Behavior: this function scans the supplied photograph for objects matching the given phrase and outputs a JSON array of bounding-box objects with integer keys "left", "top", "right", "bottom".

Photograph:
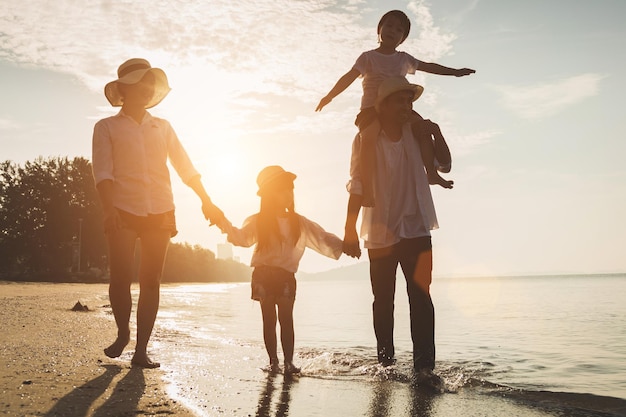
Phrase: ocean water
[{"left": 142, "top": 274, "right": 626, "bottom": 416}]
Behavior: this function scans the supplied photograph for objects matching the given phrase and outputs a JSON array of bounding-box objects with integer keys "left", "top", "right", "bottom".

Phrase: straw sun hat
[
  {"left": 104, "top": 58, "right": 171, "bottom": 109},
  {"left": 375, "top": 76, "right": 424, "bottom": 111},
  {"left": 256, "top": 166, "right": 297, "bottom": 196}
]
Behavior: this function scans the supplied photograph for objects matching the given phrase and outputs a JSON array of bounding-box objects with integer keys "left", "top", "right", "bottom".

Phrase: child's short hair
[{"left": 377, "top": 10, "right": 411, "bottom": 43}]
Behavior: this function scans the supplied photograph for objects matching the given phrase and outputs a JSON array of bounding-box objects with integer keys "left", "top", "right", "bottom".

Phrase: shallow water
[{"left": 135, "top": 274, "right": 626, "bottom": 415}]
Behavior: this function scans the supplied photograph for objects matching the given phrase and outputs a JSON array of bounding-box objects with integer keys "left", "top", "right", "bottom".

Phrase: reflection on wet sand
[
  {"left": 367, "top": 379, "right": 436, "bottom": 417},
  {"left": 255, "top": 373, "right": 296, "bottom": 417}
]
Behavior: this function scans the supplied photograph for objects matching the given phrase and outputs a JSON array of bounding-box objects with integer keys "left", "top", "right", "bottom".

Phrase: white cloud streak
[
  {"left": 0, "top": 0, "right": 459, "bottom": 96},
  {"left": 0, "top": 117, "right": 20, "bottom": 130},
  {"left": 494, "top": 73, "right": 605, "bottom": 120}
]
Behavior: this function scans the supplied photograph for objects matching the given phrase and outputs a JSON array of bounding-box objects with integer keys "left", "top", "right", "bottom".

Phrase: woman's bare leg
[
  {"left": 131, "top": 229, "right": 170, "bottom": 368},
  {"left": 104, "top": 228, "right": 137, "bottom": 358}
]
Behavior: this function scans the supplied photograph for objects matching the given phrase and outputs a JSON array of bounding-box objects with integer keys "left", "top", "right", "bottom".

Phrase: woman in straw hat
[
  {"left": 92, "top": 58, "right": 224, "bottom": 368},
  {"left": 215, "top": 165, "right": 343, "bottom": 374}
]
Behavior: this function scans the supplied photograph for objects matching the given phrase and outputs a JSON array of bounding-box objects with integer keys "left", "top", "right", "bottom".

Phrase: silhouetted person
[
  {"left": 92, "top": 58, "right": 224, "bottom": 368},
  {"left": 215, "top": 166, "right": 342, "bottom": 374},
  {"left": 343, "top": 77, "right": 451, "bottom": 391},
  {"left": 317, "top": 10, "right": 474, "bottom": 205}
]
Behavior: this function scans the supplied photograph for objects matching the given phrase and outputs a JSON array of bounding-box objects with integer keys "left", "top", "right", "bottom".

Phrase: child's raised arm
[
  {"left": 316, "top": 68, "right": 361, "bottom": 112},
  {"left": 418, "top": 62, "right": 475, "bottom": 77}
]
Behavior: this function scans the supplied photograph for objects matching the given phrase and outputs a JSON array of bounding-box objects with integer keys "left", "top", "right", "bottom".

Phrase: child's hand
[
  {"left": 342, "top": 228, "right": 361, "bottom": 259},
  {"left": 456, "top": 68, "right": 476, "bottom": 77},
  {"left": 202, "top": 202, "right": 225, "bottom": 226},
  {"left": 315, "top": 96, "right": 332, "bottom": 112}
]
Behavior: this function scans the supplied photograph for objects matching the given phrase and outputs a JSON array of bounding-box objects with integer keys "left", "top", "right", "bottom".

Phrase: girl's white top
[{"left": 217, "top": 215, "right": 342, "bottom": 273}]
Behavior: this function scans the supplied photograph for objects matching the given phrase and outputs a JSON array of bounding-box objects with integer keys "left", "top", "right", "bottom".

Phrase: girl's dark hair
[
  {"left": 256, "top": 183, "right": 301, "bottom": 253},
  {"left": 377, "top": 10, "right": 411, "bottom": 43}
]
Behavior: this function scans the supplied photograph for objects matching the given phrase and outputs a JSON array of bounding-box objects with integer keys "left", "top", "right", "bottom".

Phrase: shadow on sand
[
  {"left": 43, "top": 364, "right": 146, "bottom": 417},
  {"left": 255, "top": 372, "right": 296, "bottom": 417},
  {"left": 367, "top": 380, "right": 436, "bottom": 417}
]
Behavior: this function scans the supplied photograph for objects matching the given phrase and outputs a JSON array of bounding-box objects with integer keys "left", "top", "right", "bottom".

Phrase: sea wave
[{"left": 294, "top": 347, "right": 626, "bottom": 417}]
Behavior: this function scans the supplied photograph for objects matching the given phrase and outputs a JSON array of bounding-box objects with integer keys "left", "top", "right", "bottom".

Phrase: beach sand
[
  {"left": 0, "top": 281, "right": 195, "bottom": 417},
  {"left": 2, "top": 281, "right": 622, "bottom": 417}
]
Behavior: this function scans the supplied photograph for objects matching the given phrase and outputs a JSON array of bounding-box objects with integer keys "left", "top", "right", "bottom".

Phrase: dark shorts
[
  {"left": 117, "top": 209, "right": 178, "bottom": 238},
  {"left": 251, "top": 266, "right": 296, "bottom": 303},
  {"left": 355, "top": 107, "right": 423, "bottom": 130}
]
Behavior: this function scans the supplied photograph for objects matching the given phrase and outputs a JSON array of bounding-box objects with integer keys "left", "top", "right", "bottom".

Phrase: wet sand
[
  {"left": 0, "top": 281, "right": 195, "bottom": 417},
  {"left": 2, "top": 281, "right": 622, "bottom": 417}
]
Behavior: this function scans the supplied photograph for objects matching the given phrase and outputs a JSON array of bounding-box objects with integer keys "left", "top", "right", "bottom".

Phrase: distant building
[{"left": 217, "top": 242, "right": 233, "bottom": 260}]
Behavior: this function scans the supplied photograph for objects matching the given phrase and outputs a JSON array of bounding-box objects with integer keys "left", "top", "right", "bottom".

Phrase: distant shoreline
[{"left": 2, "top": 269, "right": 624, "bottom": 285}]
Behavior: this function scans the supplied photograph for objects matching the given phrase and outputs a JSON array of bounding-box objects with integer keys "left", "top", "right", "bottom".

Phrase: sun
[{"left": 215, "top": 151, "right": 240, "bottom": 178}]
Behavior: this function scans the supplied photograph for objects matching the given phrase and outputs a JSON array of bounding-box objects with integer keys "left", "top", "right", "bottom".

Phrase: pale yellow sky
[{"left": 1, "top": 0, "right": 625, "bottom": 275}]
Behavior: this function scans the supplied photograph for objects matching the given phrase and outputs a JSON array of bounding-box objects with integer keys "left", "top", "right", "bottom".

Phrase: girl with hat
[
  {"left": 92, "top": 58, "right": 224, "bottom": 368},
  {"left": 215, "top": 166, "right": 343, "bottom": 374}
]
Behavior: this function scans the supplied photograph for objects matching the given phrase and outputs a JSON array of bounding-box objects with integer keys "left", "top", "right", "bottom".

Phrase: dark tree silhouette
[{"left": 0, "top": 157, "right": 250, "bottom": 283}]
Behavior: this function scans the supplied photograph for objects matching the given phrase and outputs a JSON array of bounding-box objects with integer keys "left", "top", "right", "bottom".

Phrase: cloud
[
  {"left": 452, "top": 129, "right": 500, "bottom": 156},
  {"left": 494, "top": 73, "right": 605, "bottom": 120},
  {"left": 0, "top": 1, "right": 459, "bottom": 95},
  {"left": 0, "top": 117, "right": 20, "bottom": 130},
  {"left": 0, "top": 0, "right": 464, "bottom": 143},
  {"left": 407, "top": 0, "right": 457, "bottom": 61}
]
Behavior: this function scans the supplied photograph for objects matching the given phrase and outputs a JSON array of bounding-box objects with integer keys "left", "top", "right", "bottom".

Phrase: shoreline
[
  {"left": 0, "top": 281, "right": 196, "bottom": 417},
  {"left": 3, "top": 281, "right": 625, "bottom": 417}
]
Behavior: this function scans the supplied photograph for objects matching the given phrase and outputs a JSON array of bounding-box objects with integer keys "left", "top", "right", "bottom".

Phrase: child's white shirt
[
  {"left": 353, "top": 50, "right": 422, "bottom": 110},
  {"left": 217, "top": 215, "right": 342, "bottom": 273}
]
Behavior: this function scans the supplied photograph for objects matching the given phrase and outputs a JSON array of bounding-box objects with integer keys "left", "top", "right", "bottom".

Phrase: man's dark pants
[{"left": 368, "top": 236, "right": 435, "bottom": 370}]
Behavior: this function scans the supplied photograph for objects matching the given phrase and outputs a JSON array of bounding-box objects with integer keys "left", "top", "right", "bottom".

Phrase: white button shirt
[
  {"left": 347, "top": 123, "right": 442, "bottom": 249},
  {"left": 92, "top": 111, "right": 200, "bottom": 216}
]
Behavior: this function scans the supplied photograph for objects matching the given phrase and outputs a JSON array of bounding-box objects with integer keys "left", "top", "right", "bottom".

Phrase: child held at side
[
  {"left": 316, "top": 10, "right": 475, "bottom": 206},
  {"left": 214, "top": 166, "right": 343, "bottom": 374}
]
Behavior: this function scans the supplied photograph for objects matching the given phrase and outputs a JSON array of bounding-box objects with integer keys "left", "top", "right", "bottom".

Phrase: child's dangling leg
[
  {"left": 412, "top": 117, "right": 453, "bottom": 189},
  {"left": 359, "top": 118, "right": 381, "bottom": 207}
]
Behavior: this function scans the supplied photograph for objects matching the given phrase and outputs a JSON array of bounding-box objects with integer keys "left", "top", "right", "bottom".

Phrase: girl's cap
[
  {"left": 104, "top": 58, "right": 171, "bottom": 109},
  {"left": 257, "top": 166, "right": 296, "bottom": 196}
]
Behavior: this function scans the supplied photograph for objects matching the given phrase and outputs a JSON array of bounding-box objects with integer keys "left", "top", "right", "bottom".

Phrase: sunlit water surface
[{"left": 137, "top": 274, "right": 625, "bottom": 415}]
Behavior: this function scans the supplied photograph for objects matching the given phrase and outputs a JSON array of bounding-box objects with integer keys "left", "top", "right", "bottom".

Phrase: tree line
[{"left": 0, "top": 156, "right": 251, "bottom": 283}]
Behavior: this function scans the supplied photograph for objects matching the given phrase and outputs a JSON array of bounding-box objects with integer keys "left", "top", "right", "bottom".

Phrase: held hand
[
  {"left": 315, "top": 96, "right": 332, "bottom": 112},
  {"left": 342, "top": 228, "right": 361, "bottom": 259},
  {"left": 456, "top": 68, "right": 476, "bottom": 77},
  {"left": 202, "top": 201, "right": 225, "bottom": 226}
]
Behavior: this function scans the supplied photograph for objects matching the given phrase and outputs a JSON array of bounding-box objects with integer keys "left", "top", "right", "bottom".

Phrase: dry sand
[{"left": 0, "top": 281, "right": 195, "bottom": 417}]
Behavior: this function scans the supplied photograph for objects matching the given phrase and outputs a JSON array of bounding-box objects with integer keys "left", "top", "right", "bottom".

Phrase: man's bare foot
[
  {"left": 104, "top": 333, "right": 130, "bottom": 358},
  {"left": 428, "top": 172, "right": 454, "bottom": 189},
  {"left": 131, "top": 353, "right": 161, "bottom": 369},
  {"left": 284, "top": 362, "right": 301, "bottom": 375}
]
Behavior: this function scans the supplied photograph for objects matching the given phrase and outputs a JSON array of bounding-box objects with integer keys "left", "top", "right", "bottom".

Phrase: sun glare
[{"left": 215, "top": 151, "right": 240, "bottom": 178}]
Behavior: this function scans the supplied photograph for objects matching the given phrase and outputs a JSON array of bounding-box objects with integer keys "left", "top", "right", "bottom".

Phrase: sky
[{"left": 1, "top": 0, "right": 625, "bottom": 277}]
